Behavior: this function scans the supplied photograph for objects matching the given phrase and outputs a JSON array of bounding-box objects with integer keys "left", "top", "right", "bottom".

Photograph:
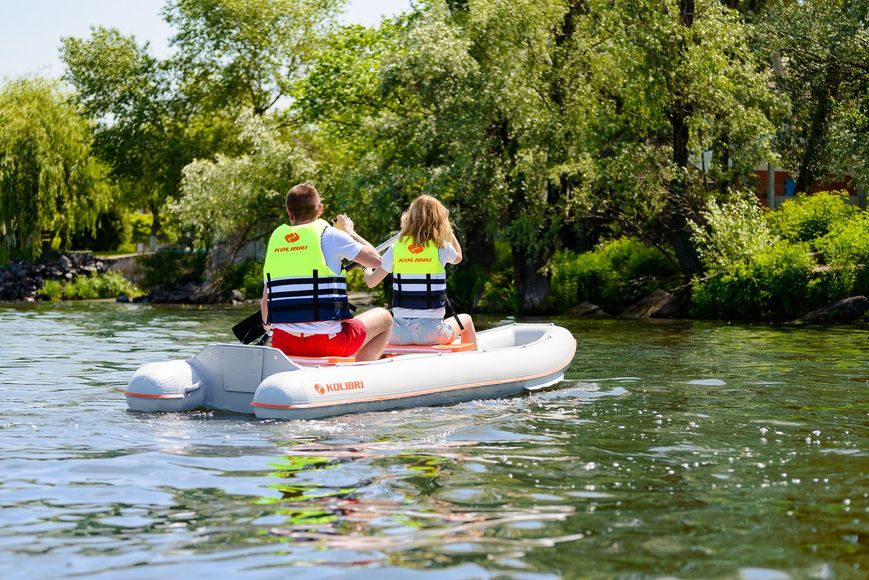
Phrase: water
[{"left": 0, "top": 303, "right": 866, "bottom": 578}]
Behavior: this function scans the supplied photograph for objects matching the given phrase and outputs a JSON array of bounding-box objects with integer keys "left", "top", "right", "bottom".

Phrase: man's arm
[
  {"left": 333, "top": 214, "right": 382, "bottom": 268},
  {"left": 364, "top": 266, "right": 389, "bottom": 287},
  {"left": 260, "top": 286, "right": 269, "bottom": 328}
]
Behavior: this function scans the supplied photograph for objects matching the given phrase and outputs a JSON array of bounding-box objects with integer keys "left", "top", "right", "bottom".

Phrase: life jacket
[
  {"left": 391, "top": 237, "right": 448, "bottom": 310},
  {"left": 263, "top": 219, "right": 351, "bottom": 324}
]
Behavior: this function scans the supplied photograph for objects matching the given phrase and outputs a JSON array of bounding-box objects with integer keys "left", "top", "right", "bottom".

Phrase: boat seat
[
  {"left": 382, "top": 342, "right": 476, "bottom": 355},
  {"left": 286, "top": 355, "right": 357, "bottom": 366}
]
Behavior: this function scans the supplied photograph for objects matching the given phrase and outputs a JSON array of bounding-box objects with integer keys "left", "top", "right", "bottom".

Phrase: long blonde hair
[{"left": 400, "top": 195, "right": 453, "bottom": 248}]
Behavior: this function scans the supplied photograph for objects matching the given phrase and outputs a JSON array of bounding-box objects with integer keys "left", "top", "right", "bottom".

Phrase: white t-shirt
[
  {"left": 272, "top": 226, "right": 363, "bottom": 335},
  {"left": 380, "top": 242, "right": 458, "bottom": 319}
]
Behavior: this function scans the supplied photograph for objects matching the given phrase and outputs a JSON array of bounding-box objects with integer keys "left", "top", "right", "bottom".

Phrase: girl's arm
[
  {"left": 449, "top": 230, "right": 463, "bottom": 264},
  {"left": 364, "top": 266, "right": 389, "bottom": 288}
]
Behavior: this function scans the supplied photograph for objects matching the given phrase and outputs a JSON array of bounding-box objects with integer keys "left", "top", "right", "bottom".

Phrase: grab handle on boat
[{"left": 183, "top": 382, "right": 202, "bottom": 395}]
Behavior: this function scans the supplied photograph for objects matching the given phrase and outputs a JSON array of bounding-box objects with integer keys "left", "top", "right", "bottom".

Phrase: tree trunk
[
  {"left": 666, "top": 0, "right": 704, "bottom": 277},
  {"left": 148, "top": 202, "right": 161, "bottom": 253},
  {"left": 512, "top": 245, "right": 551, "bottom": 314},
  {"left": 795, "top": 72, "right": 840, "bottom": 194}
]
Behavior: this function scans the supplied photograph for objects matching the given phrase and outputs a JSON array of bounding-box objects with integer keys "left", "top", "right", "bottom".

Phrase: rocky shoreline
[
  {"left": 2, "top": 256, "right": 865, "bottom": 324},
  {"left": 0, "top": 253, "right": 108, "bottom": 302}
]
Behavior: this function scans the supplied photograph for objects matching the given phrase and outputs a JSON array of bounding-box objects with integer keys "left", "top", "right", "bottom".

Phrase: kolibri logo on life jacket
[
  {"left": 275, "top": 231, "right": 307, "bottom": 253},
  {"left": 399, "top": 242, "right": 432, "bottom": 263},
  {"left": 313, "top": 380, "right": 365, "bottom": 395}
]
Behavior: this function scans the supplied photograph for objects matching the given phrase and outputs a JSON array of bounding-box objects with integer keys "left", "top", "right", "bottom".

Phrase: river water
[{"left": 0, "top": 303, "right": 866, "bottom": 579}]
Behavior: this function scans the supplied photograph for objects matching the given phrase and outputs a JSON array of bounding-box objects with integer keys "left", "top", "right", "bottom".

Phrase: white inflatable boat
[{"left": 124, "top": 323, "right": 576, "bottom": 420}]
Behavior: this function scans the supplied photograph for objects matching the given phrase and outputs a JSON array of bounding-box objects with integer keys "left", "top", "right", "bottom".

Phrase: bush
[
  {"left": 766, "top": 191, "right": 857, "bottom": 245},
  {"left": 139, "top": 250, "right": 207, "bottom": 290},
  {"left": 129, "top": 213, "right": 154, "bottom": 245},
  {"left": 71, "top": 207, "right": 131, "bottom": 252},
  {"left": 447, "top": 241, "right": 519, "bottom": 314},
  {"left": 549, "top": 237, "right": 678, "bottom": 310},
  {"left": 814, "top": 210, "right": 869, "bottom": 267},
  {"left": 691, "top": 241, "right": 816, "bottom": 321},
  {"left": 690, "top": 194, "right": 778, "bottom": 270},
  {"left": 220, "top": 259, "right": 263, "bottom": 299},
  {"left": 40, "top": 280, "right": 64, "bottom": 301},
  {"left": 38, "top": 271, "right": 141, "bottom": 300}
]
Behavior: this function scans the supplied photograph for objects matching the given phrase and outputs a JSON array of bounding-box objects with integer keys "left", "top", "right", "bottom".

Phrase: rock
[
  {"left": 620, "top": 289, "right": 681, "bottom": 319},
  {"left": 59, "top": 255, "right": 73, "bottom": 270},
  {"left": 793, "top": 296, "right": 869, "bottom": 325},
  {"left": 116, "top": 295, "right": 131, "bottom": 303},
  {"left": 567, "top": 301, "right": 608, "bottom": 317},
  {"left": 229, "top": 289, "right": 245, "bottom": 302}
]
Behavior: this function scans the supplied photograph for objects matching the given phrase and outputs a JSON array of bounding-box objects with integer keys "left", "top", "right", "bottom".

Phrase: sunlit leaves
[{"left": 0, "top": 78, "right": 110, "bottom": 260}]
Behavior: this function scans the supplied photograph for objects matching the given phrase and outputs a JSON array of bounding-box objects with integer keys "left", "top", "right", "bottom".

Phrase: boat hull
[{"left": 124, "top": 323, "right": 576, "bottom": 420}]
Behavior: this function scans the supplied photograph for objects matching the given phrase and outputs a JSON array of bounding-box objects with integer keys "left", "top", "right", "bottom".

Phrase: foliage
[
  {"left": 765, "top": 191, "right": 857, "bottom": 246},
  {"left": 61, "top": 27, "right": 204, "bottom": 237},
  {"left": 170, "top": 112, "right": 315, "bottom": 263},
  {"left": 138, "top": 250, "right": 207, "bottom": 290},
  {"left": 689, "top": 193, "right": 778, "bottom": 271},
  {"left": 813, "top": 210, "right": 869, "bottom": 267},
  {"left": 691, "top": 241, "right": 817, "bottom": 321},
  {"left": 129, "top": 213, "right": 154, "bottom": 245},
  {"left": 294, "top": 0, "right": 783, "bottom": 311},
  {"left": 447, "top": 242, "right": 520, "bottom": 314},
  {"left": 549, "top": 237, "right": 678, "bottom": 311},
  {"left": 40, "top": 280, "right": 64, "bottom": 301},
  {"left": 220, "top": 258, "right": 263, "bottom": 299},
  {"left": 71, "top": 207, "right": 131, "bottom": 252},
  {"left": 38, "top": 270, "right": 141, "bottom": 301},
  {"left": 0, "top": 78, "right": 110, "bottom": 262},
  {"left": 165, "top": 0, "right": 342, "bottom": 115},
  {"left": 756, "top": 0, "right": 869, "bottom": 192}
]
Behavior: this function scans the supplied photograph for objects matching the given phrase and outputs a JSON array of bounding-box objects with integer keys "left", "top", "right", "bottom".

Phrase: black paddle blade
[{"left": 232, "top": 311, "right": 265, "bottom": 344}]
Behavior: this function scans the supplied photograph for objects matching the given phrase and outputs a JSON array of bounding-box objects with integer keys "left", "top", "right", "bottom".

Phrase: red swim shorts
[{"left": 271, "top": 319, "right": 367, "bottom": 358}]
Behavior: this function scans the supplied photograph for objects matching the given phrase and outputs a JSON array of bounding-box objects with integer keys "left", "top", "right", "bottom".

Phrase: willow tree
[{"left": 0, "top": 78, "right": 109, "bottom": 262}]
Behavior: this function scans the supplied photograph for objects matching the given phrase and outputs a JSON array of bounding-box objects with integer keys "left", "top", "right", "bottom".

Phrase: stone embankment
[{"left": 0, "top": 253, "right": 107, "bottom": 302}]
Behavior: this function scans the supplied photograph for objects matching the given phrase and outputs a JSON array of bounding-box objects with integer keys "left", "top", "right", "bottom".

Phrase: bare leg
[
  {"left": 453, "top": 313, "right": 477, "bottom": 348},
  {"left": 353, "top": 307, "right": 392, "bottom": 361}
]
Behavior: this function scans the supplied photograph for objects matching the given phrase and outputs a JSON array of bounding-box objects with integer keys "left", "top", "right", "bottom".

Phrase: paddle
[{"left": 232, "top": 231, "right": 401, "bottom": 344}]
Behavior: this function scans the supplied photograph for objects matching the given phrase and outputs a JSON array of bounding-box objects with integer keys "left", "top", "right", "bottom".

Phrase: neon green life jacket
[
  {"left": 392, "top": 237, "right": 448, "bottom": 310},
  {"left": 263, "top": 219, "right": 351, "bottom": 323}
]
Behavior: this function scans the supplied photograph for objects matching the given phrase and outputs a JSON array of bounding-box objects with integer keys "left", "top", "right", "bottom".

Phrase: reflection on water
[{"left": 0, "top": 303, "right": 866, "bottom": 577}]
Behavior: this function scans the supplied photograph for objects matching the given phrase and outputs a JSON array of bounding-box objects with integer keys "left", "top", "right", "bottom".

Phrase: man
[{"left": 261, "top": 183, "right": 391, "bottom": 361}]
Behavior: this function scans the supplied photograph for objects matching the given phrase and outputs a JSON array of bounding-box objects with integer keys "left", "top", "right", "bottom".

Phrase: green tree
[
  {"left": 758, "top": 0, "right": 869, "bottom": 192},
  {"left": 164, "top": 0, "right": 343, "bottom": 115},
  {"left": 0, "top": 78, "right": 110, "bottom": 261},
  {"left": 61, "top": 27, "right": 222, "bottom": 247},
  {"left": 61, "top": 0, "right": 341, "bottom": 248},
  {"left": 299, "top": 0, "right": 780, "bottom": 310},
  {"left": 169, "top": 112, "right": 314, "bottom": 264}
]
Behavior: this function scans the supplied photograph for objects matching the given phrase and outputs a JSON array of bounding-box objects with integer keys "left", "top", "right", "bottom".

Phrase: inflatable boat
[{"left": 124, "top": 323, "right": 576, "bottom": 420}]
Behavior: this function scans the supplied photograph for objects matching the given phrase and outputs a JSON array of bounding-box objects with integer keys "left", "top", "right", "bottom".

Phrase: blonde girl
[{"left": 364, "top": 195, "right": 477, "bottom": 348}]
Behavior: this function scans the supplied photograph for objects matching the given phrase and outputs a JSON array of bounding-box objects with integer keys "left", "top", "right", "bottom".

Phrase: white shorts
[{"left": 390, "top": 317, "right": 455, "bottom": 345}]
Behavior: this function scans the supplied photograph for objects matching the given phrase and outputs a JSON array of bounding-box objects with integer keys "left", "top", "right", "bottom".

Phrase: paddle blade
[{"left": 232, "top": 311, "right": 265, "bottom": 344}]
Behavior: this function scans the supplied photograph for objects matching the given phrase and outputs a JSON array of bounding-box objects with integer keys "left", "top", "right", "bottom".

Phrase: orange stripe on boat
[
  {"left": 123, "top": 391, "right": 186, "bottom": 399},
  {"left": 251, "top": 350, "right": 575, "bottom": 410}
]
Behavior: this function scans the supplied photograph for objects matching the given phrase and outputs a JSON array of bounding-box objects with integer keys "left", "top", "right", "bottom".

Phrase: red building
[{"left": 754, "top": 163, "right": 863, "bottom": 209}]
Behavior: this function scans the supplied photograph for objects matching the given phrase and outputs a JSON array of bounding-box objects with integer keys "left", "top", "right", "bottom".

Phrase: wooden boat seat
[{"left": 382, "top": 342, "right": 476, "bottom": 355}]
